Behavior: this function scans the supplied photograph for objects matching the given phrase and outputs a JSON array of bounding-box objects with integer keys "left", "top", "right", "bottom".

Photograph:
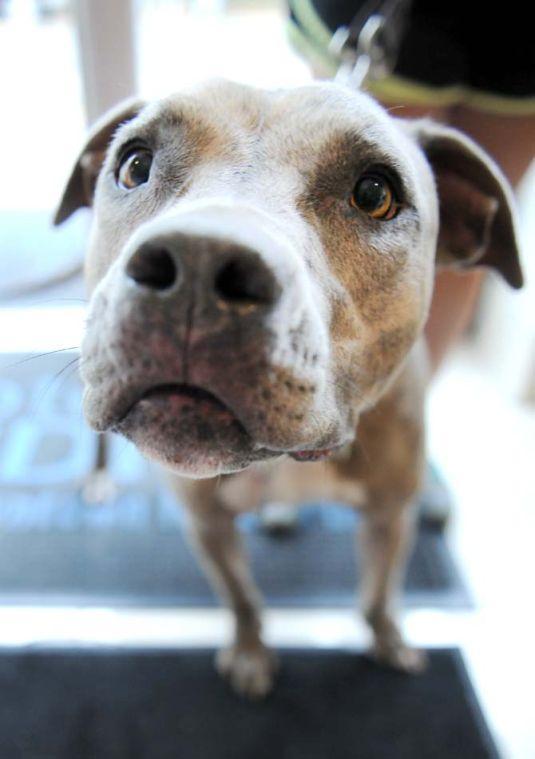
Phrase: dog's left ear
[
  {"left": 409, "top": 120, "right": 523, "bottom": 289},
  {"left": 54, "top": 97, "right": 145, "bottom": 226}
]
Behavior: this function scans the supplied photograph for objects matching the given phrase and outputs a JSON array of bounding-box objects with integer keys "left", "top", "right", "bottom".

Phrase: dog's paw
[
  {"left": 371, "top": 641, "right": 428, "bottom": 674},
  {"left": 215, "top": 642, "right": 278, "bottom": 699},
  {"left": 82, "top": 470, "right": 117, "bottom": 505}
]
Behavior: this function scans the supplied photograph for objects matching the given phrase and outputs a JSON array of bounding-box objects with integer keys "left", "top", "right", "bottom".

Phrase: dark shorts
[{"left": 288, "top": 0, "right": 535, "bottom": 114}]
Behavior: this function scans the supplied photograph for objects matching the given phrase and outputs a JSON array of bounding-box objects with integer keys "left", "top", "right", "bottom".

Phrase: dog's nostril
[
  {"left": 214, "top": 254, "right": 277, "bottom": 308},
  {"left": 126, "top": 245, "right": 177, "bottom": 290}
]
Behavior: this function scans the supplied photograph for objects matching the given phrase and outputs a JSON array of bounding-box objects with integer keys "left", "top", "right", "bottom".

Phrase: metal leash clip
[
  {"left": 329, "top": 0, "right": 411, "bottom": 90},
  {"left": 331, "top": 14, "right": 388, "bottom": 89}
]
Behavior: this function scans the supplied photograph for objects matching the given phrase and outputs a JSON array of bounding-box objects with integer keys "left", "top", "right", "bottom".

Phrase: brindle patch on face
[
  {"left": 292, "top": 122, "right": 425, "bottom": 406},
  {"left": 300, "top": 194, "right": 411, "bottom": 323},
  {"left": 302, "top": 131, "right": 409, "bottom": 205}
]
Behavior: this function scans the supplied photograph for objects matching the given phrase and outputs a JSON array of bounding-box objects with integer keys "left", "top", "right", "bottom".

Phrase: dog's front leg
[
  {"left": 359, "top": 502, "right": 426, "bottom": 672},
  {"left": 173, "top": 477, "right": 277, "bottom": 698}
]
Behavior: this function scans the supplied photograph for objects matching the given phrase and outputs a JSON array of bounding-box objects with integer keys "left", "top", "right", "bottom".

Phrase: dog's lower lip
[
  {"left": 117, "top": 382, "right": 236, "bottom": 424},
  {"left": 141, "top": 383, "right": 224, "bottom": 405}
]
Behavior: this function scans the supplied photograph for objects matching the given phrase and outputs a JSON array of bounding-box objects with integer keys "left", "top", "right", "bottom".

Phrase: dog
[{"left": 54, "top": 79, "right": 522, "bottom": 698}]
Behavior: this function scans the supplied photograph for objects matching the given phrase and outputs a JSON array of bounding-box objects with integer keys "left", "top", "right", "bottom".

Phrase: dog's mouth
[
  {"left": 135, "top": 383, "right": 239, "bottom": 423},
  {"left": 115, "top": 381, "right": 247, "bottom": 435},
  {"left": 110, "top": 381, "right": 340, "bottom": 473},
  {"left": 110, "top": 379, "right": 267, "bottom": 475}
]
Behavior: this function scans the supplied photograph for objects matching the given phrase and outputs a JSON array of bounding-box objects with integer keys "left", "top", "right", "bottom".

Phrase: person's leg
[
  {"left": 424, "top": 269, "right": 485, "bottom": 372},
  {"left": 450, "top": 108, "right": 535, "bottom": 187},
  {"left": 424, "top": 108, "right": 535, "bottom": 372}
]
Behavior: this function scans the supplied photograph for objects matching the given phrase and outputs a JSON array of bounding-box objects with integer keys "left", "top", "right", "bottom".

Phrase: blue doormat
[{"left": 0, "top": 353, "right": 470, "bottom": 608}]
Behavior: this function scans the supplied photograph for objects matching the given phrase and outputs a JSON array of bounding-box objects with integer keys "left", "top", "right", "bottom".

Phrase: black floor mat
[
  {"left": 0, "top": 353, "right": 470, "bottom": 608},
  {"left": 0, "top": 648, "right": 498, "bottom": 759}
]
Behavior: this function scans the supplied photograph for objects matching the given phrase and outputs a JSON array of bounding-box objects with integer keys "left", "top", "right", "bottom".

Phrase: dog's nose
[
  {"left": 126, "top": 244, "right": 178, "bottom": 290},
  {"left": 125, "top": 234, "right": 280, "bottom": 313},
  {"left": 213, "top": 251, "right": 278, "bottom": 310}
]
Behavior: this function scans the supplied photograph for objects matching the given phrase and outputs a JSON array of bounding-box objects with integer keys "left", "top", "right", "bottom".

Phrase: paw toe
[
  {"left": 372, "top": 642, "right": 428, "bottom": 674},
  {"left": 216, "top": 644, "right": 277, "bottom": 699}
]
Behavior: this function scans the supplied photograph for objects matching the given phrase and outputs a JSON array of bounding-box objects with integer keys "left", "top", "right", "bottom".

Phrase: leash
[{"left": 329, "top": 0, "right": 412, "bottom": 90}]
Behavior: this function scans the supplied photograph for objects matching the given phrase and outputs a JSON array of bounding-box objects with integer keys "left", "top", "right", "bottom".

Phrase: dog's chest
[{"left": 218, "top": 456, "right": 367, "bottom": 513}]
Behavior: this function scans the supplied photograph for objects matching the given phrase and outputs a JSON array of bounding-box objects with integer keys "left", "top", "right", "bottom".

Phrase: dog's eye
[
  {"left": 350, "top": 173, "right": 400, "bottom": 220},
  {"left": 117, "top": 149, "right": 153, "bottom": 190}
]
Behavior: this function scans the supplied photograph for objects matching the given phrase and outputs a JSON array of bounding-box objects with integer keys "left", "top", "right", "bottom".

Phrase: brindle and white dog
[{"left": 55, "top": 80, "right": 522, "bottom": 698}]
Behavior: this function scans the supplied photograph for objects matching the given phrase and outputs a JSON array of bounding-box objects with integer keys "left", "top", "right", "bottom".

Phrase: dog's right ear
[
  {"left": 54, "top": 97, "right": 145, "bottom": 226},
  {"left": 405, "top": 119, "right": 524, "bottom": 289}
]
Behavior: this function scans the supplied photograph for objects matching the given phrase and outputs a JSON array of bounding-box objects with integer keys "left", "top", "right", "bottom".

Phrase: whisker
[
  {"left": 2, "top": 347, "right": 80, "bottom": 370},
  {"left": 41, "top": 359, "right": 84, "bottom": 418},
  {"left": 29, "top": 356, "right": 81, "bottom": 419},
  {"left": 61, "top": 359, "right": 84, "bottom": 387}
]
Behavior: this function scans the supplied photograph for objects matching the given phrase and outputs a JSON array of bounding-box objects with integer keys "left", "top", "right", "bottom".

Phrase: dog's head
[{"left": 56, "top": 80, "right": 522, "bottom": 477}]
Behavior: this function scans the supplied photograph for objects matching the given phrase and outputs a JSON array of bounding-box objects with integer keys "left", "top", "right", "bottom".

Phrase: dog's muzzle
[{"left": 81, "top": 209, "right": 344, "bottom": 476}]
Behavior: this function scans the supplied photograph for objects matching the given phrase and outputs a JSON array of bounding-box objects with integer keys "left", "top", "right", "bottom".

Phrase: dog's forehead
[{"left": 120, "top": 80, "right": 410, "bottom": 168}]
